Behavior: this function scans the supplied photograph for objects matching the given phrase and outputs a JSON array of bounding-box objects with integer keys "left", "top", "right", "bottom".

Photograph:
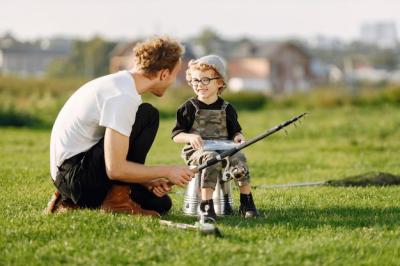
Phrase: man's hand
[
  {"left": 165, "top": 165, "right": 194, "bottom": 187},
  {"left": 145, "top": 178, "right": 169, "bottom": 187},
  {"left": 151, "top": 182, "right": 172, "bottom": 197},
  {"left": 188, "top": 134, "right": 203, "bottom": 150},
  {"left": 143, "top": 178, "right": 172, "bottom": 197}
]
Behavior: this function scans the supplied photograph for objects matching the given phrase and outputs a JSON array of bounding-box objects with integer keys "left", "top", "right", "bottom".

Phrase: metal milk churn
[{"left": 183, "top": 173, "right": 233, "bottom": 216}]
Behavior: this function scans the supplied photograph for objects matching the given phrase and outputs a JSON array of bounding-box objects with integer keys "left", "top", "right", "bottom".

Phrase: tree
[
  {"left": 194, "top": 27, "right": 221, "bottom": 55},
  {"left": 47, "top": 36, "right": 116, "bottom": 78}
]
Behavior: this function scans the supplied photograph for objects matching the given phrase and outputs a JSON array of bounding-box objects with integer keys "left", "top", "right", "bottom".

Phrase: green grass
[{"left": 1, "top": 105, "right": 400, "bottom": 265}]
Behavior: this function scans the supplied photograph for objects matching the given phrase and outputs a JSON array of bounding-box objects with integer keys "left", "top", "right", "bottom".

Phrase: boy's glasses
[{"left": 189, "top": 77, "right": 220, "bottom": 87}]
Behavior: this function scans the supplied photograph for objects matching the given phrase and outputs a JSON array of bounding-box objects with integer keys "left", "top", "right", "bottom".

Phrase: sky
[{"left": 1, "top": 0, "right": 399, "bottom": 41}]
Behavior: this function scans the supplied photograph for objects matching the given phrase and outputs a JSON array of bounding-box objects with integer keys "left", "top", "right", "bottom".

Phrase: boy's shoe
[
  {"left": 199, "top": 199, "right": 217, "bottom": 222},
  {"left": 239, "top": 193, "right": 260, "bottom": 218},
  {"left": 223, "top": 194, "right": 234, "bottom": 215}
]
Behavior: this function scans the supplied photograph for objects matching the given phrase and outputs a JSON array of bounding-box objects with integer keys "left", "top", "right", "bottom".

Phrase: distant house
[
  {"left": 310, "top": 60, "right": 344, "bottom": 85},
  {"left": 351, "top": 66, "right": 390, "bottom": 83},
  {"left": 227, "top": 41, "right": 312, "bottom": 94},
  {"left": 228, "top": 58, "right": 272, "bottom": 93},
  {"left": 109, "top": 41, "right": 197, "bottom": 86},
  {"left": 0, "top": 34, "right": 71, "bottom": 77},
  {"left": 108, "top": 41, "right": 140, "bottom": 73}
]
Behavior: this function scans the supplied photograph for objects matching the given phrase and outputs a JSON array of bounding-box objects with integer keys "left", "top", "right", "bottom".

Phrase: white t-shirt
[{"left": 50, "top": 70, "right": 142, "bottom": 180}]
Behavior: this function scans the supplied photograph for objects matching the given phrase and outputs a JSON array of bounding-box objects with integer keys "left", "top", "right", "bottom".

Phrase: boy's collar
[{"left": 195, "top": 96, "right": 221, "bottom": 105}]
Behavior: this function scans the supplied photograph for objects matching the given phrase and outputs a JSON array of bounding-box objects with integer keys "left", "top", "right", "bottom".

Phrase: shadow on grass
[{"left": 165, "top": 206, "right": 400, "bottom": 230}]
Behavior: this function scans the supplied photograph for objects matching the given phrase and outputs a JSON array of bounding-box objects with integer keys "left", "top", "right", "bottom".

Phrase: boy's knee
[
  {"left": 225, "top": 152, "right": 250, "bottom": 183},
  {"left": 229, "top": 153, "right": 248, "bottom": 170},
  {"left": 231, "top": 152, "right": 247, "bottom": 163}
]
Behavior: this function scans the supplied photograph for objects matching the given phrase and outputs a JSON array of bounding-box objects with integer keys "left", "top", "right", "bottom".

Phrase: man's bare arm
[{"left": 104, "top": 128, "right": 193, "bottom": 186}]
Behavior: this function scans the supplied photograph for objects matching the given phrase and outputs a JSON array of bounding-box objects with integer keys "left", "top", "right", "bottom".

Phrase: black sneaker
[
  {"left": 199, "top": 199, "right": 217, "bottom": 222},
  {"left": 239, "top": 193, "right": 260, "bottom": 218},
  {"left": 223, "top": 194, "right": 234, "bottom": 215}
]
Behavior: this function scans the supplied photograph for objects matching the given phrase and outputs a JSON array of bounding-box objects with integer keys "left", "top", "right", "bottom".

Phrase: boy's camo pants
[{"left": 186, "top": 150, "right": 250, "bottom": 189}]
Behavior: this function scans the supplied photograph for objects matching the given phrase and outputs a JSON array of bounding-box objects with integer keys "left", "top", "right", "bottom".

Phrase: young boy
[{"left": 172, "top": 55, "right": 259, "bottom": 220}]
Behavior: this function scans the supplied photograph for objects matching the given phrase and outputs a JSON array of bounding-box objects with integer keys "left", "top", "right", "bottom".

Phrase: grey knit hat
[{"left": 193, "top": 54, "right": 227, "bottom": 82}]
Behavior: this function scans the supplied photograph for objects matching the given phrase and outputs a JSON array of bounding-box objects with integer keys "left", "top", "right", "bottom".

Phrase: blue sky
[{"left": 1, "top": 0, "right": 399, "bottom": 41}]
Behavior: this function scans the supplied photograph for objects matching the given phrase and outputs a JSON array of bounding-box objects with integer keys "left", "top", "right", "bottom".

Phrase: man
[{"left": 45, "top": 36, "right": 194, "bottom": 217}]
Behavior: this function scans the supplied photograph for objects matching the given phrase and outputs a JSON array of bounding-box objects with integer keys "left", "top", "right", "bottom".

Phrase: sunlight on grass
[{"left": 1, "top": 105, "right": 400, "bottom": 265}]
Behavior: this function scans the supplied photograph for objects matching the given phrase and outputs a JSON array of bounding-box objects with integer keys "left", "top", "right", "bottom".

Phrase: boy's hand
[
  {"left": 234, "top": 133, "right": 245, "bottom": 144},
  {"left": 188, "top": 134, "right": 203, "bottom": 150}
]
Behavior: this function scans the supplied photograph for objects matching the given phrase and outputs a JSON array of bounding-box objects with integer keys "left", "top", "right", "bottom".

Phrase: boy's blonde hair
[
  {"left": 133, "top": 36, "right": 184, "bottom": 78},
  {"left": 185, "top": 60, "right": 227, "bottom": 94}
]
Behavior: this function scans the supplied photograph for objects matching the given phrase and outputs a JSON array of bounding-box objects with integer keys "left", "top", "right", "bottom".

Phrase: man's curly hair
[{"left": 133, "top": 36, "right": 184, "bottom": 78}]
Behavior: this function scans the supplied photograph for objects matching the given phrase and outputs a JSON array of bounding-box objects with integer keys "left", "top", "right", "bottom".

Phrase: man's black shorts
[{"left": 54, "top": 139, "right": 111, "bottom": 208}]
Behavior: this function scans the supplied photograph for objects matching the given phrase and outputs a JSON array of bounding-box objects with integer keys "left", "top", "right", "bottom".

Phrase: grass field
[{"left": 1, "top": 104, "right": 399, "bottom": 265}]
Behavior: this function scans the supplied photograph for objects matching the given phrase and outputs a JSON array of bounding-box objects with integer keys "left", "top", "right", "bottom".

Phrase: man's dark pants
[{"left": 54, "top": 103, "right": 172, "bottom": 215}]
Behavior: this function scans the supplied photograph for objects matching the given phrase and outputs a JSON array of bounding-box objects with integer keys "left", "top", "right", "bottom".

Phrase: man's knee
[{"left": 137, "top": 103, "right": 159, "bottom": 121}]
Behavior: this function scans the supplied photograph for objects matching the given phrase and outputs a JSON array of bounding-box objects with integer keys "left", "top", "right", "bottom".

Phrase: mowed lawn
[{"left": 1, "top": 105, "right": 399, "bottom": 265}]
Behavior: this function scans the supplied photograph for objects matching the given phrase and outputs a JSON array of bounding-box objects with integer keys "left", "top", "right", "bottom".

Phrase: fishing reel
[{"left": 221, "top": 158, "right": 248, "bottom": 182}]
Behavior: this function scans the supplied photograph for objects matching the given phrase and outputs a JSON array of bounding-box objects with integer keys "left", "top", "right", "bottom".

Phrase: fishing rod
[
  {"left": 159, "top": 219, "right": 222, "bottom": 238},
  {"left": 149, "top": 112, "right": 308, "bottom": 188},
  {"left": 157, "top": 112, "right": 308, "bottom": 237},
  {"left": 194, "top": 112, "right": 308, "bottom": 173}
]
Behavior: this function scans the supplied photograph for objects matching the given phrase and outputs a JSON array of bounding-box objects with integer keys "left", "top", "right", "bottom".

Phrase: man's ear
[{"left": 159, "top": 69, "right": 170, "bottom": 81}]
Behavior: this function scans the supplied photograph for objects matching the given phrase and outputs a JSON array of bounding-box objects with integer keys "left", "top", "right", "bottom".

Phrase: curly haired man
[{"left": 46, "top": 36, "right": 194, "bottom": 217}]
